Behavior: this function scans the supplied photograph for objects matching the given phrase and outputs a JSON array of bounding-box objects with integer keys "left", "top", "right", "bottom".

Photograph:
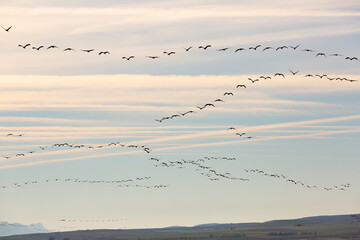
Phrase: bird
[
  {"left": 146, "top": 56, "right": 159, "bottom": 59},
  {"left": 214, "top": 99, "right": 224, "bottom": 102},
  {"left": 39, "top": 146, "right": 47, "bottom": 150},
  {"left": 122, "top": 56, "right": 135, "bottom": 60},
  {"left": 236, "top": 84, "right": 246, "bottom": 88},
  {"left": 304, "top": 74, "right": 314, "bottom": 77},
  {"left": 289, "top": 70, "right": 299, "bottom": 75},
  {"left": 248, "top": 78, "right": 259, "bottom": 83},
  {"left": 18, "top": 44, "right": 30, "bottom": 49},
  {"left": 180, "top": 110, "right": 195, "bottom": 116},
  {"left": 274, "top": 73, "right": 285, "bottom": 78},
  {"left": 315, "top": 74, "right": 327, "bottom": 78},
  {"left": 183, "top": 46, "right": 193, "bottom": 51},
  {"left": 81, "top": 49, "right": 95, "bottom": 53},
  {"left": 199, "top": 45, "right": 211, "bottom": 50},
  {"left": 249, "top": 45, "right": 261, "bottom": 50},
  {"left": 64, "top": 48, "right": 75, "bottom": 51},
  {"left": 345, "top": 56, "right": 358, "bottom": 61},
  {"left": 223, "top": 92, "right": 234, "bottom": 96},
  {"left": 170, "top": 114, "right": 180, "bottom": 119},
  {"left": 329, "top": 53, "right": 342, "bottom": 57},
  {"left": 259, "top": 76, "right": 271, "bottom": 80},
  {"left": 247, "top": 136, "right": 254, "bottom": 139},
  {"left": 288, "top": 45, "right": 300, "bottom": 50},
  {"left": 235, "top": 47, "right": 246, "bottom": 52},
  {"left": 7, "top": 133, "right": 13, "bottom": 136},
  {"left": 276, "top": 46, "right": 288, "bottom": 51},
  {"left": 316, "top": 52, "right": 326, "bottom": 57},
  {"left": 163, "top": 51, "right": 175, "bottom": 55},
  {"left": 227, "top": 127, "right": 236, "bottom": 130},
  {"left": 217, "top": 47, "right": 229, "bottom": 51},
  {"left": 47, "top": 45, "right": 58, "bottom": 49},
  {"left": 98, "top": 51, "right": 110, "bottom": 55},
  {"left": 262, "top": 46, "right": 273, "bottom": 51},
  {"left": 301, "top": 49, "right": 315, "bottom": 52},
  {"left": 236, "top": 133, "right": 246, "bottom": 137},
  {"left": 32, "top": 46, "right": 44, "bottom": 51},
  {"left": 2, "top": 26, "right": 12, "bottom": 32}
]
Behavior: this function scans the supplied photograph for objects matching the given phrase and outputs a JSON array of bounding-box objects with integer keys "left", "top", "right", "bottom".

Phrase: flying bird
[
  {"left": 315, "top": 74, "right": 327, "bottom": 78},
  {"left": 18, "top": 44, "right": 30, "bottom": 49},
  {"left": 2, "top": 26, "right": 12, "bottom": 32},
  {"left": 259, "top": 76, "right": 271, "bottom": 79},
  {"left": 236, "top": 133, "right": 246, "bottom": 137},
  {"left": 274, "top": 73, "right": 285, "bottom": 78},
  {"left": 81, "top": 49, "right": 95, "bottom": 53},
  {"left": 183, "top": 46, "right": 193, "bottom": 51},
  {"left": 345, "top": 56, "right": 358, "bottom": 61},
  {"left": 122, "top": 56, "right": 135, "bottom": 60},
  {"left": 32, "top": 46, "right": 44, "bottom": 51},
  {"left": 289, "top": 70, "right": 299, "bottom": 75},
  {"left": 180, "top": 110, "right": 195, "bottom": 116},
  {"left": 98, "top": 51, "right": 110, "bottom": 55},
  {"left": 146, "top": 56, "right": 159, "bottom": 59},
  {"left": 249, "top": 45, "right": 261, "bottom": 50},
  {"left": 223, "top": 92, "right": 234, "bottom": 96},
  {"left": 235, "top": 47, "right": 245, "bottom": 52},
  {"left": 276, "top": 46, "right": 288, "bottom": 51},
  {"left": 47, "top": 45, "right": 58, "bottom": 49},
  {"left": 217, "top": 47, "right": 229, "bottom": 51},
  {"left": 288, "top": 45, "right": 300, "bottom": 50},
  {"left": 301, "top": 49, "right": 315, "bottom": 52},
  {"left": 163, "top": 51, "right": 175, "bottom": 55},
  {"left": 329, "top": 53, "right": 342, "bottom": 57},
  {"left": 64, "top": 48, "right": 75, "bottom": 51},
  {"left": 214, "top": 99, "right": 224, "bottom": 102},
  {"left": 304, "top": 74, "right": 314, "bottom": 77},
  {"left": 236, "top": 84, "right": 246, "bottom": 88},
  {"left": 227, "top": 127, "right": 236, "bottom": 130},
  {"left": 199, "top": 45, "right": 211, "bottom": 50},
  {"left": 248, "top": 78, "right": 259, "bottom": 83},
  {"left": 316, "top": 52, "right": 326, "bottom": 57},
  {"left": 262, "top": 46, "right": 273, "bottom": 51}
]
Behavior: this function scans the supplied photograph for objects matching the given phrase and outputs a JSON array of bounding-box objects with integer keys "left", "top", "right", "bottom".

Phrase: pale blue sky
[{"left": 0, "top": 0, "right": 359, "bottom": 233}]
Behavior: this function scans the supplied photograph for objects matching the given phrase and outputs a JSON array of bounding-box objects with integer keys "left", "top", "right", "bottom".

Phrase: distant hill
[
  {"left": 1, "top": 213, "right": 360, "bottom": 240},
  {"left": 0, "top": 222, "right": 49, "bottom": 237}
]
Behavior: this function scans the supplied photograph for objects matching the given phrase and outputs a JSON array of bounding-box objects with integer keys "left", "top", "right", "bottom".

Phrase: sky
[{"left": 0, "top": 0, "right": 359, "bottom": 233}]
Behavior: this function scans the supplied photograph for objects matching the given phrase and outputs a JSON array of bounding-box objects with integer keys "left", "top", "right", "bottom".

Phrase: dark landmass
[{"left": 2, "top": 213, "right": 360, "bottom": 240}]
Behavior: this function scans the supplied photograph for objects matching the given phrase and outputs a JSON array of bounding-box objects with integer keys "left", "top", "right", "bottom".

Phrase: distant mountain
[
  {"left": 1, "top": 213, "right": 360, "bottom": 239},
  {"left": 0, "top": 222, "right": 49, "bottom": 237}
]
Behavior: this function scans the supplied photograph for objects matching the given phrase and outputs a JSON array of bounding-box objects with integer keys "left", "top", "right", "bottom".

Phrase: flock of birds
[
  {"left": 2, "top": 24, "right": 359, "bottom": 231},
  {"left": 148, "top": 156, "right": 350, "bottom": 192},
  {"left": 1, "top": 138, "right": 153, "bottom": 161},
  {"left": 0, "top": 176, "right": 168, "bottom": 190},
  {"left": 156, "top": 71, "right": 358, "bottom": 123},
  {"left": 2, "top": 25, "right": 359, "bottom": 63}
]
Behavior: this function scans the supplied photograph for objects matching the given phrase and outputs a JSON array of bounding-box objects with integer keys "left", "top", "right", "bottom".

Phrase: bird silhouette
[
  {"left": 180, "top": 110, "right": 195, "bottom": 116},
  {"left": 274, "top": 73, "right": 285, "bottom": 78},
  {"left": 262, "top": 46, "right": 273, "bottom": 51},
  {"left": 18, "top": 44, "right": 30, "bottom": 49},
  {"left": 32, "top": 46, "right": 44, "bottom": 51},
  {"left": 163, "top": 51, "right": 175, "bottom": 55},
  {"left": 183, "top": 46, "right": 193, "bottom": 51},
  {"left": 223, "top": 92, "right": 234, "bottom": 96},
  {"left": 236, "top": 84, "right": 246, "bottom": 88},
  {"left": 2, "top": 26, "right": 12, "bottom": 32},
  {"left": 288, "top": 45, "right": 300, "bottom": 50},
  {"left": 235, "top": 47, "right": 246, "bottom": 52},
  {"left": 249, "top": 45, "right": 261, "bottom": 50},
  {"left": 214, "top": 99, "right": 224, "bottom": 102},
  {"left": 236, "top": 133, "right": 246, "bottom": 137},
  {"left": 301, "top": 49, "right": 315, "bottom": 52},
  {"left": 122, "top": 56, "right": 135, "bottom": 60},
  {"left": 47, "top": 45, "right": 58, "bottom": 49},
  {"left": 81, "top": 49, "right": 95, "bottom": 53},
  {"left": 304, "top": 74, "right": 314, "bottom": 77},
  {"left": 64, "top": 48, "right": 75, "bottom": 51},
  {"left": 217, "top": 47, "right": 229, "bottom": 51},
  {"left": 259, "top": 76, "right": 271, "bottom": 80},
  {"left": 98, "top": 51, "right": 110, "bottom": 55},
  {"left": 289, "top": 70, "right": 299, "bottom": 75},
  {"left": 329, "top": 53, "right": 342, "bottom": 57},
  {"left": 199, "top": 45, "right": 211, "bottom": 50},
  {"left": 248, "top": 78, "right": 259, "bottom": 83},
  {"left": 146, "top": 56, "right": 159, "bottom": 59},
  {"left": 316, "top": 52, "right": 326, "bottom": 57},
  {"left": 276, "top": 46, "right": 288, "bottom": 51},
  {"left": 345, "top": 56, "right": 358, "bottom": 61}
]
